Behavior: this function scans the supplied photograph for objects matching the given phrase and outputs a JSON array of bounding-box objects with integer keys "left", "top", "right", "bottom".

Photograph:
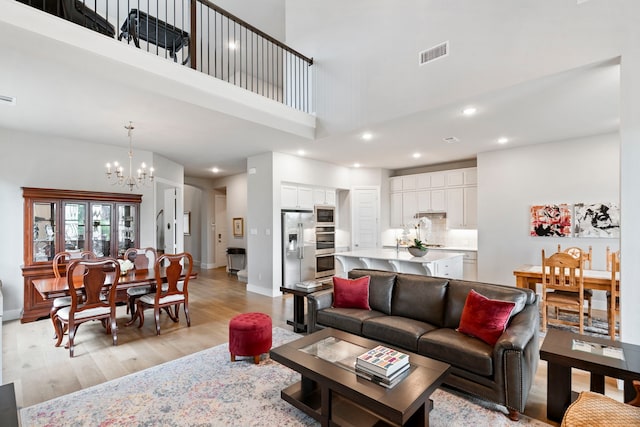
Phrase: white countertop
[
  {"left": 382, "top": 245, "right": 477, "bottom": 252},
  {"left": 334, "top": 249, "right": 464, "bottom": 263}
]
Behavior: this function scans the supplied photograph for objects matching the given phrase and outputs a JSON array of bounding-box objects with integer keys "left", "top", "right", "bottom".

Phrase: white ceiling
[{"left": 0, "top": 1, "right": 620, "bottom": 178}]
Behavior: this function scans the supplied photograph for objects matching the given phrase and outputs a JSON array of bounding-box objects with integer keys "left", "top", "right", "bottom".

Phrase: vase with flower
[{"left": 408, "top": 217, "right": 432, "bottom": 257}]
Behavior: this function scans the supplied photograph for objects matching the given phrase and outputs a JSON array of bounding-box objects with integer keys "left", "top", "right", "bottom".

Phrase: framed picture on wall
[
  {"left": 183, "top": 212, "right": 191, "bottom": 236},
  {"left": 574, "top": 203, "right": 620, "bottom": 238},
  {"left": 233, "top": 217, "right": 244, "bottom": 237},
  {"left": 530, "top": 204, "right": 572, "bottom": 237}
]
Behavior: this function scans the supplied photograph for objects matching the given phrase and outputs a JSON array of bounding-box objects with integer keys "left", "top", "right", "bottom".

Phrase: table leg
[
  {"left": 405, "top": 399, "right": 428, "bottom": 427},
  {"left": 547, "top": 362, "right": 572, "bottom": 421},
  {"left": 590, "top": 373, "right": 605, "bottom": 394},
  {"left": 292, "top": 294, "right": 307, "bottom": 333}
]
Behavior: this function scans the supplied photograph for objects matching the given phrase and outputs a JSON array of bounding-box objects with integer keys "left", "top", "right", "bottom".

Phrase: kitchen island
[{"left": 335, "top": 249, "right": 464, "bottom": 278}]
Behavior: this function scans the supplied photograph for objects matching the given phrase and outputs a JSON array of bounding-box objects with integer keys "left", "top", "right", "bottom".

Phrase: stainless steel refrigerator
[{"left": 281, "top": 210, "right": 315, "bottom": 286}]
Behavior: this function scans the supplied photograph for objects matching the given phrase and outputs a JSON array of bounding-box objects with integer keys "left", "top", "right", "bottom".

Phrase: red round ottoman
[{"left": 229, "top": 312, "right": 272, "bottom": 364}]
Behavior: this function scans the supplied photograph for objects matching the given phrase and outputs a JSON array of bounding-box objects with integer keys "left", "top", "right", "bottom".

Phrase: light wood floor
[{"left": 2, "top": 268, "right": 623, "bottom": 424}]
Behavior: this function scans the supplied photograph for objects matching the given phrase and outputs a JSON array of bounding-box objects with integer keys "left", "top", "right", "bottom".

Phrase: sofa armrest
[
  {"left": 306, "top": 289, "right": 334, "bottom": 333},
  {"left": 492, "top": 298, "right": 540, "bottom": 413}
]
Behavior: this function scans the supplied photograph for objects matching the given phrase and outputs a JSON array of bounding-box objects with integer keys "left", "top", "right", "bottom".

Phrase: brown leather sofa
[{"left": 306, "top": 269, "right": 540, "bottom": 420}]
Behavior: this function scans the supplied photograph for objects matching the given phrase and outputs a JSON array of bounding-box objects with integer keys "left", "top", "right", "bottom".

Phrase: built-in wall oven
[{"left": 315, "top": 222, "right": 336, "bottom": 279}]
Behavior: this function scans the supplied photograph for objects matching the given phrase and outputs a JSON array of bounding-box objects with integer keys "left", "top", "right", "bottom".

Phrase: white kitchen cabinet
[
  {"left": 430, "top": 173, "right": 446, "bottom": 188},
  {"left": 390, "top": 192, "right": 403, "bottom": 227},
  {"left": 390, "top": 177, "right": 403, "bottom": 192},
  {"left": 446, "top": 170, "right": 465, "bottom": 187},
  {"left": 464, "top": 168, "right": 478, "bottom": 185},
  {"left": 402, "top": 175, "right": 417, "bottom": 191},
  {"left": 430, "top": 255, "right": 463, "bottom": 279},
  {"left": 464, "top": 186, "right": 478, "bottom": 228},
  {"left": 402, "top": 191, "right": 418, "bottom": 225},
  {"left": 313, "top": 188, "right": 336, "bottom": 206},
  {"left": 461, "top": 251, "right": 478, "bottom": 281},
  {"left": 417, "top": 189, "right": 446, "bottom": 212},
  {"left": 281, "top": 184, "right": 313, "bottom": 209},
  {"left": 446, "top": 186, "right": 476, "bottom": 229},
  {"left": 417, "top": 173, "right": 430, "bottom": 189}
]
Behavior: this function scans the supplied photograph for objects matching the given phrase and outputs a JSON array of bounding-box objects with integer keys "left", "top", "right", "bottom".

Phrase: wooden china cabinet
[{"left": 21, "top": 188, "right": 142, "bottom": 323}]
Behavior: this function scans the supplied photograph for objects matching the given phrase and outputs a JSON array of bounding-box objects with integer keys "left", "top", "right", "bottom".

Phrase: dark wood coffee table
[
  {"left": 270, "top": 328, "right": 450, "bottom": 427},
  {"left": 540, "top": 328, "right": 640, "bottom": 421}
]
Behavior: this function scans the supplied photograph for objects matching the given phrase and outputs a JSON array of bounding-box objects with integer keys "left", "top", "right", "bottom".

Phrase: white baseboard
[
  {"left": 3, "top": 309, "right": 22, "bottom": 322},
  {"left": 246, "top": 283, "right": 280, "bottom": 297}
]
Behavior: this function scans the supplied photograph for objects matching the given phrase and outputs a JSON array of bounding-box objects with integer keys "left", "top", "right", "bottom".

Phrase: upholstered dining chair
[
  {"left": 50, "top": 250, "right": 95, "bottom": 340},
  {"left": 541, "top": 249, "right": 585, "bottom": 335},
  {"left": 135, "top": 252, "right": 193, "bottom": 335},
  {"left": 123, "top": 247, "right": 157, "bottom": 319},
  {"left": 556, "top": 245, "right": 593, "bottom": 326},
  {"left": 54, "top": 258, "right": 120, "bottom": 357},
  {"left": 607, "top": 251, "right": 621, "bottom": 340}
]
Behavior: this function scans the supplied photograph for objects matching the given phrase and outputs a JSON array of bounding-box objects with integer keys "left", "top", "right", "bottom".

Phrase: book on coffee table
[
  {"left": 295, "top": 281, "right": 321, "bottom": 290},
  {"left": 356, "top": 345, "right": 409, "bottom": 377},
  {"left": 355, "top": 363, "right": 410, "bottom": 388}
]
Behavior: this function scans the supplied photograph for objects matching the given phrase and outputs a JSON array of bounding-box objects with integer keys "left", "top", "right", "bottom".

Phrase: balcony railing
[{"left": 17, "top": 0, "right": 314, "bottom": 113}]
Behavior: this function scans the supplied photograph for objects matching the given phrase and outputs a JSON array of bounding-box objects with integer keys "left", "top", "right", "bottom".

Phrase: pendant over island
[{"left": 334, "top": 249, "right": 464, "bottom": 278}]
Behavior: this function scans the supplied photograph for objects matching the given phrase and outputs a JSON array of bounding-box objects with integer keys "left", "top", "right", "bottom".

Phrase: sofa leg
[{"left": 507, "top": 408, "right": 519, "bottom": 421}]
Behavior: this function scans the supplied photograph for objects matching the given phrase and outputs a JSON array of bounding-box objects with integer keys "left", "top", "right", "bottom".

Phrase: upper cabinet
[
  {"left": 389, "top": 167, "right": 477, "bottom": 229},
  {"left": 313, "top": 188, "right": 336, "bottom": 206},
  {"left": 281, "top": 184, "right": 324, "bottom": 210}
]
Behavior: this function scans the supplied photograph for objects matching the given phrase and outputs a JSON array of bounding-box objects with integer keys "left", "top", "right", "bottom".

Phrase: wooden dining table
[
  {"left": 513, "top": 264, "right": 617, "bottom": 292},
  {"left": 32, "top": 267, "right": 197, "bottom": 300}
]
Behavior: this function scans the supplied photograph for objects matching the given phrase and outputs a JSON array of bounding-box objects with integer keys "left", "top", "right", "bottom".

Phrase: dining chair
[
  {"left": 135, "top": 252, "right": 193, "bottom": 335},
  {"left": 541, "top": 249, "right": 585, "bottom": 334},
  {"left": 606, "top": 246, "right": 620, "bottom": 271},
  {"left": 123, "top": 247, "right": 157, "bottom": 319},
  {"left": 50, "top": 250, "right": 95, "bottom": 341},
  {"left": 556, "top": 245, "right": 593, "bottom": 326},
  {"left": 54, "top": 258, "right": 120, "bottom": 357},
  {"left": 607, "top": 251, "right": 621, "bottom": 340}
]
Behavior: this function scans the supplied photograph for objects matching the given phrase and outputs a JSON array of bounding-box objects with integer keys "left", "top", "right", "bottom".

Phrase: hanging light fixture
[{"left": 105, "top": 122, "right": 154, "bottom": 191}]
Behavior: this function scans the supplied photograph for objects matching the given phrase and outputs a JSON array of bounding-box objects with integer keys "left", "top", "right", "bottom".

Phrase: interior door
[
  {"left": 214, "top": 195, "right": 228, "bottom": 268},
  {"left": 352, "top": 187, "right": 379, "bottom": 250}
]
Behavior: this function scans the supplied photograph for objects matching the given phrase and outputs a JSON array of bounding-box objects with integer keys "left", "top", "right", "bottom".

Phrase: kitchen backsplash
[{"left": 382, "top": 220, "right": 477, "bottom": 249}]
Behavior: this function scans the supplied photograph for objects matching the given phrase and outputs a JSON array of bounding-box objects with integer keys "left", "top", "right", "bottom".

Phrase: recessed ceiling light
[
  {"left": 362, "top": 132, "right": 373, "bottom": 141},
  {"left": 353, "top": 163, "right": 361, "bottom": 168},
  {"left": 412, "top": 153, "right": 421, "bottom": 159},
  {"left": 462, "top": 106, "right": 477, "bottom": 116},
  {"left": 212, "top": 167, "right": 220, "bottom": 173},
  {"left": 497, "top": 137, "right": 509, "bottom": 144},
  {"left": 297, "top": 150, "right": 306, "bottom": 156}
]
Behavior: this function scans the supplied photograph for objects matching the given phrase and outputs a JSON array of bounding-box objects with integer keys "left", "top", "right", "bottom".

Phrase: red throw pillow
[
  {"left": 332, "top": 276, "right": 371, "bottom": 310},
  {"left": 457, "top": 289, "right": 516, "bottom": 346}
]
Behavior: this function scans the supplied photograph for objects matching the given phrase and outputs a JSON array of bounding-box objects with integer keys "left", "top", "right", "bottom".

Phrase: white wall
[
  {"left": 183, "top": 184, "right": 202, "bottom": 265},
  {"left": 477, "top": 133, "right": 619, "bottom": 308},
  {"left": 0, "top": 128, "right": 183, "bottom": 320}
]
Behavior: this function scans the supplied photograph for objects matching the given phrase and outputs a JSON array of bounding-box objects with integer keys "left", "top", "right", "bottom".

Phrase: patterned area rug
[
  {"left": 21, "top": 327, "right": 549, "bottom": 426},
  {"left": 541, "top": 311, "right": 616, "bottom": 339}
]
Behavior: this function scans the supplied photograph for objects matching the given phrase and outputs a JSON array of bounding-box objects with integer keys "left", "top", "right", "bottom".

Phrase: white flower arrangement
[
  {"left": 409, "top": 217, "right": 432, "bottom": 250},
  {"left": 118, "top": 259, "right": 134, "bottom": 275}
]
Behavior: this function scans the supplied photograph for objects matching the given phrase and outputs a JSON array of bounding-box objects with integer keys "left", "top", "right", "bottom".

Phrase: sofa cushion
[
  {"left": 443, "top": 279, "right": 533, "bottom": 329},
  {"left": 316, "top": 308, "right": 386, "bottom": 335},
  {"left": 362, "top": 316, "right": 438, "bottom": 352},
  {"left": 457, "top": 289, "right": 516, "bottom": 346},
  {"left": 391, "top": 274, "right": 448, "bottom": 327},
  {"left": 349, "top": 269, "right": 396, "bottom": 315},
  {"left": 333, "top": 276, "right": 371, "bottom": 310},
  {"left": 418, "top": 328, "right": 494, "bottom": 377}
]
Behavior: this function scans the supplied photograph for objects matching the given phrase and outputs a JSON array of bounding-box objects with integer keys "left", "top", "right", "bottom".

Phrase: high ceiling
[{"left": 0, "top": 1, "right": 620, "bottom": 178}]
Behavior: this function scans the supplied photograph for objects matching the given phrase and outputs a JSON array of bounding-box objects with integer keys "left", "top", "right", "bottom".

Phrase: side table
[
  {"left": 280, "top": 282, "right": 332, "bottom": 333},
  {"left": 540, "top": 328, "right": 640, "bottom": 421}
]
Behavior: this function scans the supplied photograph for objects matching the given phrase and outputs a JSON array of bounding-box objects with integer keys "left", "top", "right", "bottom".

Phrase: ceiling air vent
[
  {"left": 0, "top": 94, "right": 16, "bottom": 106},
  {"left": 419, "top": 41, "right": 449, "bottom": 66},
  {"left": 443, "top": 136, "right": 460, "bottom": 144}
]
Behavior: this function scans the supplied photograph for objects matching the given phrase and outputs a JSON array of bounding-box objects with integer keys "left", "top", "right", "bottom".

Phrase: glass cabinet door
[
  {"left": 91, "top": 203, "right": 112, "bottom": 257},
  {"left": 63, "top": 202, "right": 87, "bottom": 253},
  {"left": 32, "top": 202, "right": 56, "bottom": 262},
  {"left": 117, "top": 204, "right": 137, "bottom": 257}
]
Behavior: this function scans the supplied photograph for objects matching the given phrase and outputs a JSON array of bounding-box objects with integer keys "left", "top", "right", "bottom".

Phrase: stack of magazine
[{"left": 355, "top": 345, "right": 410, "bottom": 388}]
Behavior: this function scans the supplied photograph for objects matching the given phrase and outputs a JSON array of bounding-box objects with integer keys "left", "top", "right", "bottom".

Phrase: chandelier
[{"left": 105, "top": 122, "right": 154, "bottom": 191}]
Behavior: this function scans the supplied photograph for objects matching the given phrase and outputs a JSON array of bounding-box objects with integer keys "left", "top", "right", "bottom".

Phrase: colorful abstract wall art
[
  {"left": 530, "top": 204, "right": 572, "bottom": 237},
  {"left": 574, "top": 203, "right": 620, "bottom": 238}
]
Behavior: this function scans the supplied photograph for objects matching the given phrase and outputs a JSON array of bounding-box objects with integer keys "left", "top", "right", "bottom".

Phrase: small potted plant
[{"left": 407, "top": 217, "right": 431, "bottom": 257}]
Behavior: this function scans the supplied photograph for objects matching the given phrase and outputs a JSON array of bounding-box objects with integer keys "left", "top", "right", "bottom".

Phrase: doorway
[{"left": 214, "top": 194, "right": 228, "bottom": 268}]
